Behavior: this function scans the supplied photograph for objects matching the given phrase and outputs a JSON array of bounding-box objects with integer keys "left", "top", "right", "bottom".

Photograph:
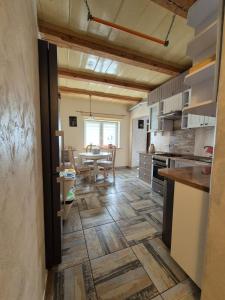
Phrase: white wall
[
  {"left": 60, "top": 94, "right": 130, "bottom": 167},
  {"left": 129, "top": 102, "right": 149, "bottom": 166},
  {"left": 194, "top": 127, "right": 215, "bottom": 156},
  {"left": 0, "top": 1, "right": 46, "bottom": 299},
  {"left": 131, "top": 117, "right": 148, "bottom": 167}
]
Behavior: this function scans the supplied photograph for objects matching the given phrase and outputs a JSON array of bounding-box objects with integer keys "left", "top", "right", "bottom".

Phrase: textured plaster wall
[{"left": 0, "top": 0, "right": 46, "bottom": 299}]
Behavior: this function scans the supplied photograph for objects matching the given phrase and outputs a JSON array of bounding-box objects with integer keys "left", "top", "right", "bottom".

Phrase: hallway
[{"left": 49, "top": 169, "right": 200, "bottom": 300}]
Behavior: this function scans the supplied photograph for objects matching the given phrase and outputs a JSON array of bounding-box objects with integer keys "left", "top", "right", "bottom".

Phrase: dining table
[{"left": 79, "top": 152, "right": 110, "bottom": 182}]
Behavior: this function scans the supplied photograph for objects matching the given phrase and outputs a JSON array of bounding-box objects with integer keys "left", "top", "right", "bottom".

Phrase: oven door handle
[{"left": 152, "top": 160, "right": 167, "bottom": 167}]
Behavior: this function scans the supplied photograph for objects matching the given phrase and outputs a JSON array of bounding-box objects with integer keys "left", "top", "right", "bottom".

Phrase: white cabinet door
[
  {"left": 187, "top": 114, "right": 197, "bottom": 128},
  {"left": 149, "top": 103, "right": 159, "bottom": 131},
  {"left": 173, "top": 93, "right": 183, "bottom": 111},
  {"left": 198, "top": 115, "right": 205, "bottom": 127},
  {"left": 187, "top": 114, "right": 205, "bottom": 128},
  {"left": 208, "top": 116, "right": 216, "bottom": 126},
  {"left": 163, "top": 93, "right": 183, "bottom": 114},
  {"left": 187, "top": 114, "right": 216, "bottom": 128},
  {"left": 163, "top": 97, "right": 171, "bottom": 114},
  {"left": 171, "top": 182, "right": 209, "bottom": 287},
  {"left": 204, "top": 116, "right": 216, "bottom": 127}
]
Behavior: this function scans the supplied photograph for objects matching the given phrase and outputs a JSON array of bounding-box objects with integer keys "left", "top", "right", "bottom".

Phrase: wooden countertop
[{"left": 159, "top": 166, "right": 211, "bottom": 192}]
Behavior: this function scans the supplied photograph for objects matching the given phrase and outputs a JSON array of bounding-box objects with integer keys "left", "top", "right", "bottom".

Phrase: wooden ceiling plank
[
  {"left": 150, "top": 0, "right": 196, "bottom": 18},
  {"left": 58, "top": 67, "right": 156, "bottom": 91},
  {"left": 38, "top": 20, "right": 182, "bottom": 76},
  {"left": 59, "top": 86, "right": 141, "bottom": 102}
]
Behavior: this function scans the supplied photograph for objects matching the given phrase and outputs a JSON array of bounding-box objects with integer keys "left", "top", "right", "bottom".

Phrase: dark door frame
[{"left": 38, "top": 39, "right": 61, "bottom": 269}]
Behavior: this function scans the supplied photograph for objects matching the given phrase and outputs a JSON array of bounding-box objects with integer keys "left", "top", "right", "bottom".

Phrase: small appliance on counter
[
  {"left": 204, "top": 146, "right": 213, "bottom": 157},
  {"left": 148, "top": 144, "right": 155, "bottom": 154}
]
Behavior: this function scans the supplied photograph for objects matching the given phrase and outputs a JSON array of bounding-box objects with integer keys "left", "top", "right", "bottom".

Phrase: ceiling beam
[
  {"left": 39, "top": 20, "right": 182, "bottom": 76},
  {"left": 59, "top": 86, "right": 142, "bottom": 102},
  {"left": 58, "top": 68, "right": 156, "bottom": 92},
  {"left": 150, "top": 0, "right": 196, "bottom": 18}
]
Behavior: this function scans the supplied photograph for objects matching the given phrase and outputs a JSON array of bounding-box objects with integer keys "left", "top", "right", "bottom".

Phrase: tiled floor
[{"left": 50, "top": 168, "right": 200, "bottom": 300}]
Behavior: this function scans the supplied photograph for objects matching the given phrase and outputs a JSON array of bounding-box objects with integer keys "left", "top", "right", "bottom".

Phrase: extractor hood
[{"left": 159, "top": 111, "right": 182, "bottom": 120}]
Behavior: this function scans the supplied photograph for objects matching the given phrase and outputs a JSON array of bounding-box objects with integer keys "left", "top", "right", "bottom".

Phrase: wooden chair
[
  {"left": 97, "top": 145, "right": 116, "bottom": 182},
  {"left": 83, "top": 144, "right": 99, "bottom": 166},
  {"left": 67, "top": 149, "right": 92, "bottom": 181}
]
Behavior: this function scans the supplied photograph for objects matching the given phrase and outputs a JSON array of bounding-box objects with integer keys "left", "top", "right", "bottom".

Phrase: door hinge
[
  {"left": 57, "top": 209, "right": 64, "bottom": 217},
  {"left": 55, "top": 130, "right": 64, "bottom": 137}
]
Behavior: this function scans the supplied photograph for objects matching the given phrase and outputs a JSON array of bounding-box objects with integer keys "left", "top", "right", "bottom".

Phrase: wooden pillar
[{"left": 201, "top": 6, "right": 225, "bottom": 300}]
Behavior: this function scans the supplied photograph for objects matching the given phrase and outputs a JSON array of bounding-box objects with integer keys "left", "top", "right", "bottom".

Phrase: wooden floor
[{"left": 48, "top": 168, "right": 200, "bottom": 300}]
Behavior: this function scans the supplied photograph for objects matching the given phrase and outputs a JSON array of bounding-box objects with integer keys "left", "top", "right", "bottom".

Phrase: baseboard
[
  {"left": 115, "top": 166, "right": 130, "bottom": 169},
  {"left": 43, "top": 270, "right": 54, "bottom": 300},
  {"left": 42, "top": 271, "right": 48, "bottom": 300}
]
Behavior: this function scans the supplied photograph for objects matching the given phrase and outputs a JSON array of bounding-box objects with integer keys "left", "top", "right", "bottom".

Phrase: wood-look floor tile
[
  {"left": 130, "top": 199, "right": 161, "bottom": 212},
  {"left": 117, "top": 216, "right": 159, "bottom": 245},
  {"left": 80, "top": 207, "right": 113, "bottom": 229},
  {"left": 132, "top": 238, "right": 188, "bottom": 293},
  {"left": 63, "top": 206, "right": 82, "bottom": 234},
  {"left": 139, "top": 209, "right": 163, "bottom": 233},
  {"left": 59, "top": 231, "right": 88, "bottom": 270},
  {"left": 84, "top": 222, "right": 129, "bottom": 259},
  {"left": 77, "top": 194, "right": 104, "bottom": 211},
  {"left": 161, "top": 279, "right": 200, "bottom": 300},
  {"left": 121, "top": 191, "right": 141, "bottom": 201},
  {"left": 107, "top": 203, "right": 138, "bottom": 221},
  {"left": 91, "top": 248, "right": 159, "bottom": 300},
  {"left": 54, "top": 261, "right": 97, "bottom": 300},
  {"left": 99, "top": 192, "right": 128, "bottom": 205}
]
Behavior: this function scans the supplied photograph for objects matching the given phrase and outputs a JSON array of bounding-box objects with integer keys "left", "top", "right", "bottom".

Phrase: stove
[{"left": 152, "top": 155, "right": 170, "bottom": 195}]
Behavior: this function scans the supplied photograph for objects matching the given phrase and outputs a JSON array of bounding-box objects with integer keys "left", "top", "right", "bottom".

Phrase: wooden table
[{"left": 79, "top": 152, "right": 110, "bottom": 182}]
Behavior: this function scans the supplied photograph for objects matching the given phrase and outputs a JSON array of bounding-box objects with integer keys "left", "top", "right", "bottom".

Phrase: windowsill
[{"left": 83, "top": 147, "right": 122, "bottom": 150}]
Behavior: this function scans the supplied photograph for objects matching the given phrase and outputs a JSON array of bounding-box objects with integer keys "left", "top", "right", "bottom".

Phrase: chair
[
  {"left": 67, "top": 149, "right": 92, "bottom": 181},
  {"left": 83, "top": 144, "right": 99, "bottom": 166},
  {"left": 97, "top": 145, "right": 116, "bottom": 182}
]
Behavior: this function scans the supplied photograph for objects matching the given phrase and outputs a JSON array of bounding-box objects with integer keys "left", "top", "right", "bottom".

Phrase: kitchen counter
[
  {"left": 138, "top": 152, "right": 153, "bottom": 156},
  {"left": 139, "top": 151, "right": 212, "bottom": 164},
  {"left": 159, "top": 166, "right": 211, "bottom": 192}
]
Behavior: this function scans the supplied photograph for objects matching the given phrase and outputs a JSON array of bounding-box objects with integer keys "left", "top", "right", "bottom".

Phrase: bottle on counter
[{"left": 149, "top": 144, "right": 155, "bottom": 154}]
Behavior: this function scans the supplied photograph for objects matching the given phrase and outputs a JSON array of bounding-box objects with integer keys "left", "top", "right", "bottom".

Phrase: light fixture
[{"left": 88, "top": 94, "right": 95, "bottom": 120}]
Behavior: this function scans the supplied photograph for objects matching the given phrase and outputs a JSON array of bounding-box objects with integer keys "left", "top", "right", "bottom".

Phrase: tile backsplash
[{"left": 151, "top": 127, "right": 215, "bottom": 156}]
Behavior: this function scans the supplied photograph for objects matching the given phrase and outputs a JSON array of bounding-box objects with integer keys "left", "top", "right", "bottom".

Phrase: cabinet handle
[
  {"left": 205, "top": 123, "right": 208, "bottom": 125},
  {"left": 200, "top": 124, "right": 203, "bottom": 126}
]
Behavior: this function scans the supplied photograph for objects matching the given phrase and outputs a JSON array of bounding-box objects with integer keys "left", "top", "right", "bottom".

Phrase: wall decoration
[
  {"left": 69, "top": 116, "right": 77, "bottom": 127},
  {"left": 138, "top": 119, "right": 144, "bottom": 129}
]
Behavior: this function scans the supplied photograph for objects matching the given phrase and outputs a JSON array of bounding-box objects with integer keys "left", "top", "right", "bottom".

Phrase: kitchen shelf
[
  {"left": 183, "top": 100, "right": 216, "bottom": 116},
  {"left": 184, "top": 61, "right": 216, "bottom": 86},
  {"left": 187, "top": 21, "right": 218, "bottom": 57},
  {"left": 187, "top": 0, "right": 219, "bottom": 28}
]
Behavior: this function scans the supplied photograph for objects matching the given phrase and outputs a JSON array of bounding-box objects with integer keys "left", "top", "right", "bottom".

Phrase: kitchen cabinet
[
  {"left": 149, "top": 103, "right": 159, "bottom": 131},
  {"left": 171, "top": 182, "right": 209, "bottom": 287},
  {"left": 187, "top": 114, "right": 216, "bottom": 128},
  {"left": 158, "top": 118, "right": 173, "bottom": 131},
  {"left": 148, "top": 72, "right": 187, "bottom": 106},
  {"left": 139, "top": 153, "right": 152, "bottom": 184},
  {"left": 162, "top": 93, "right": 183, "bottom": 114}
]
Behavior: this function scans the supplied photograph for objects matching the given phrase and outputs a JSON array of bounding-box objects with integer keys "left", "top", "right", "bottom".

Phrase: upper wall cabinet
[
  {"left": 148, "top": 72, "right": 187, "bottom": 106},
  {"left": 183, "top": 0, "right": 221, "bottom": 117},
  {"left": 162, "top": 93, "right": 183, "bottom": 115}
]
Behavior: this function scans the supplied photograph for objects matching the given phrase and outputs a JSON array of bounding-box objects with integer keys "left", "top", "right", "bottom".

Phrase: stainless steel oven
[{"left": 152, "top": 156, "right": 169, "bottom": 195}]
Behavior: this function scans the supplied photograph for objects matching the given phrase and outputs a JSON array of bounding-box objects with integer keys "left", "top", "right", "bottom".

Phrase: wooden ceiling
[{"left": 37, "top": 0, "right": 195, "bottom": 104}]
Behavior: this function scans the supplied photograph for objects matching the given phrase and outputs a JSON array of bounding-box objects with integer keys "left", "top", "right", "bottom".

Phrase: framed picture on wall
[
  {"left": 138, "top": 119, "right": 144, "bottom": 129},
  {"left": 69, "top": 116, "right": 77, "bottom": 127}
]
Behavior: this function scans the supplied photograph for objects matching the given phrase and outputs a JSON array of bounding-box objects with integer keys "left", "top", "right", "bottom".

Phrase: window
[{"left": 84, "top": 119, "right": 120, "bottom": 147}]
